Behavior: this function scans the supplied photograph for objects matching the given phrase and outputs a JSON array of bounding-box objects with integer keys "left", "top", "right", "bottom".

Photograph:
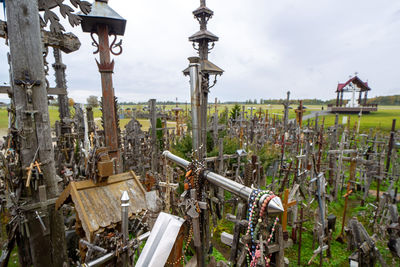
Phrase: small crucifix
[{"left": 159, "top": 165, "right": 179, "bottom": 212}]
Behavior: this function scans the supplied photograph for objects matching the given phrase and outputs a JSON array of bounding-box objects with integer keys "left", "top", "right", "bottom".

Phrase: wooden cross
[
  {"left": 282, "top": 91, "right": 290, "bottom": 131},
  {"left": 159, "top": 165, "right": 178, "bottom": 212},
  {"left": 207, "top": 112, "right": 225, "bottom": 145},
  {"left": 25, "top": 161, "right": 42, "bottom": 188},
  {"left": 295, "top": 100, "right": 305, "bottom": 128},
  {"left": 281, "top": 188, "right": 297, "bottom": 240},
  {"left": 0, "top": 20, "right": 80, "bottom": 96},
  {"left": 336, "top": 181, "right": 353, "bottom": 243}
]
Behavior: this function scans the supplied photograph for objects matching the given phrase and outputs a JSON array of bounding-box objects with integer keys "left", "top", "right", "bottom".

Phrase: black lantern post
[{"left": 184, "top": 0, "right": 223, "bottom": 159}]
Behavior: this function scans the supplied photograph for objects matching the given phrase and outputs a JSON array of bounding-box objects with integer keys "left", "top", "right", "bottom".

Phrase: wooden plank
[
  {"left": 0, "top": 86, "right": 67, "bottom": 95},
  {"left": 41, "top": 31, "right": 81, "bottom": 54},
  {"left": 73, "top": 171, "right": 135, "bottom": 191},
  {"left": 70, "top": 182, "right": 94, "bottom": 240},
  {"left": 1, "top": 20, "right": 81, "bottom": 53},
  {"left": 47, "top": 87, "right": 67, "bottom": 95},
  {"left": 131, "top": 170, "right": 147, "bottom": 195},
  {"left": 0, "top": 86, "right": 10, "bottom": 94},
  {"left": 55, "top": 183, "right": 72, "bottom": 210},
  {"left": 0, "top": 20, "right": 5, "bottom": 39}
]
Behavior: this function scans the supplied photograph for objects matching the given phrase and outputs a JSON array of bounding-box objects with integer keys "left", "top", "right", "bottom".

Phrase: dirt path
[{"left": 289, "top": 110, "right": 330, "bottom": 123}]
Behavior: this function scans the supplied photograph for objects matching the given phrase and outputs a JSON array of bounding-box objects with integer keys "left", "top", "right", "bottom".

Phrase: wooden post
[
  {"left": 229, "top": 203, "right": 246, "bottom": 262},
  {"left": 5, "top": 0, "right": 67, "bottom": 265},
  {"left": 149, "top": 99, "right": 158, "bottom": 172},
  {"left": 297, "top": 207, "right": 306, "bottom": 265},
  {"left": 283, "top": 91, "right": 290, "bottom": 131},
  {"left": 336, "top": 91, "right": 340, "bottom": 106},
  {"left": 340, "top": 91, "right": 344, "bottom": 107},
  {"left": 336, "top": 182, "right": 352, "bottom": 243},
  {"left": 96, "top": 23, "right": 120, "bottom": 163},
  {"left": 281, "top": 188, "right": 297, "bottom": 240},
  {"left": 385, "top": 119, "right": 396, "bottom": 174},
  {"left": 52, "top": 48, "right": 70, "bottom": 122}
]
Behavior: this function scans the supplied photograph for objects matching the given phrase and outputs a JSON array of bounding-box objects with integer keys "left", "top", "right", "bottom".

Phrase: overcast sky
[{"left": 1, "top": 0, "right": 400, "bottom": 103}]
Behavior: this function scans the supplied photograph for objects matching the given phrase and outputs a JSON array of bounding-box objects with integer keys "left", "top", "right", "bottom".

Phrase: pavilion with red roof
[{"left": 327, "top": 75, "right": 378, "bottom": 113}]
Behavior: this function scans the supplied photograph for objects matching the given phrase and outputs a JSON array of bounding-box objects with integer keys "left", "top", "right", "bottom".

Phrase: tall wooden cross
[
  {"left": 0, "top": 20, "right": 80, "bottom": 98},
  {"left": 295, "top": 100, "right": 305, "bottom": 128},
  {"left": 208, "top": 112, "right": 225, "bottom": 145},
  {"left": 146, "top": 99, "right": 169, "bottom": 172},
  {"left": 282, "top": 91, "right": 291, "bottom": 131},
  {"left": 1, "top": 0, "right": 90, "bottom": 265},
  {"left": 336, "top": 181, "right": 353, "bottom": 243},
  {"left": 281, "top": 188, "right": 297, "bottom": 240},
  {"left": 159, "top": 165, "right": 179, "bottom": 212}
]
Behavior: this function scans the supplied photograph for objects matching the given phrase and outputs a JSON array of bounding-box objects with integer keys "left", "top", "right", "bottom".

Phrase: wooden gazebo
[{"left": 327, "top": 75, "right": 378, "bottom": 113}]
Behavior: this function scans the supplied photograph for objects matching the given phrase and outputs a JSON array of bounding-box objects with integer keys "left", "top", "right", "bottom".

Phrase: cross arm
[{"left": 0, "top": 20, "right": 80, "bottom": 53}]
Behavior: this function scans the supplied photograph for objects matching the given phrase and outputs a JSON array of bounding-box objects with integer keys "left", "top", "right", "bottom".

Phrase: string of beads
[
  {"left": 246, "top": 189, "right": 279, "bottom": 267},
  {"left": 165, "top": 221, "right": 193, "bottom": 266}
]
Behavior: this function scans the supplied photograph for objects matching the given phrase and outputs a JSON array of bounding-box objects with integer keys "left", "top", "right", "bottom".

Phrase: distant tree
[
  {"left": 219, "top": 107, "right": 229, "bottom": 125},
  {"left": 254, "top": 99, "right": 257, "bottom": 104},
  {"left": 87, "top": 95, "right": 99, "bottom": 108},
  {"left": 230, "top": 104, "right": 241, "bottom": 120}
]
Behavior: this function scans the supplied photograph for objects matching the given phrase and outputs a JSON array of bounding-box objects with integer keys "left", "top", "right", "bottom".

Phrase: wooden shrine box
[
  {"left": 95, "top": 147, "right": 114, "bottom": 180},
  {"left": 55, "top": 171, "right": 146, "bottom": 242}
]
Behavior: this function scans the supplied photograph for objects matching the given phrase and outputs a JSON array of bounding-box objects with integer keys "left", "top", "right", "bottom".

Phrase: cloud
[{"left": 1, "top": 0, "right": 400, "bottom": 103}]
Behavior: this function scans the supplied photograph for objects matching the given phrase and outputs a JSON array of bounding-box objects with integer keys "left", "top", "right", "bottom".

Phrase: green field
[
  {"left": 119, "top": 104, "right": 399, "bottom": 133},
  {"left": 0, "top": 104, "right": 398, "bottom": 133}
]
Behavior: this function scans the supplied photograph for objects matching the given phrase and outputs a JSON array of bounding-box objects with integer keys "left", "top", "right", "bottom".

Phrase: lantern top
[
  {"left": 183, "top": 59, "right": 224, "bottom": 76},
  {"left": 189, "top": 29, "right": 219, "bottom": 43},
  {"left": 78, "top": 0, "right": 126, "bottom": 36}
]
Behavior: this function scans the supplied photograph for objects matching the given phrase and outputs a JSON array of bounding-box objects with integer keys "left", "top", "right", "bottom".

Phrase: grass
[
  {"left": 0, "top": 104, "right": 398, "bottom": 133},
  {"left": 118, "top": 104, "right": 400, "bottom": 133},
  {"left": 322, "top": 107, "right": 399, "bottom": 132}
]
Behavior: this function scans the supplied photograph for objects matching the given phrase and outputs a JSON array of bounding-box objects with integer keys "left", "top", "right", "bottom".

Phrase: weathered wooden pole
[
  {"left": 5, "top": 0, "right": 67, "bottom": 265},
  {"left": 149, "top": 99, "right": 158, "bottom": 172},
  {"left": 281, "top": 188, "right": 297, "bottom": 241},
  {"left": 336, "top": 182, "right": 352, "bottom": 243},
  {"left": 97, "top": 23, "right": 119, "bottom": 160},
  {"left": 283, "top": 91, "right": 290, "bottom": 131},
  {"left": 385, "top": 119, "right": 396, "bottom": 174},
  {"left": 53, "top": 48, "right": 70, "bottom": 122},
  {"left": 78, "top": 0, "right": 127, "bottom": 166},
  {"left": 297, "top": 207, "right": 305, "bottom": 265}
]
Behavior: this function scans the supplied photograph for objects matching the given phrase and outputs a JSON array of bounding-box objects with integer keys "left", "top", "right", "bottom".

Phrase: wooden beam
[
  {"left": 42, "top": 30, "right": 81, "bottom": 54},
  {"left": 0, "top": 86, "right": 11, "bottom": 94},
  {"left": 1, "top": 20, "right": 81, "bottom": 53},
  {"left": 0, "top": 85, "right": 67, "bottom": 95},
  {"left": 0, "top": 20, "right": 5, "bottom": 39}
]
